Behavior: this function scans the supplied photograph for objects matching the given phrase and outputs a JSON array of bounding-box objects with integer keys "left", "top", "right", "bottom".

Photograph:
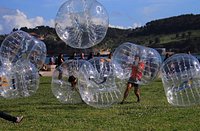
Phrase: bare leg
[
  {"left": 58, "top": 72, "right": 62, "bottom": 80},
  {"left": 120, "top": 83, "right": 133, "bottom": 104},
  {"left": 134, "top": 84, "right": 140, "bottom": 102}
]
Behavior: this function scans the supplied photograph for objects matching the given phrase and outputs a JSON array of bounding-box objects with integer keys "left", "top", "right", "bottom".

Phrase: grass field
[{"left": 1, "top": 77, "right": 200, "bottom": 130}]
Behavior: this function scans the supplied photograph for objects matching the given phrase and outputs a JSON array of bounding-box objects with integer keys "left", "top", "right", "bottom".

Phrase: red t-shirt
[{"left": 130, "top": 62, "right": 145, "bottom": 80}]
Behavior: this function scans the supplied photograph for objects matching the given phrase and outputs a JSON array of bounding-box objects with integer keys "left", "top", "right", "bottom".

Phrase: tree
[
  {"left": 12, "top": 28, "right": 18, "bottom": 32},
  {"left": 149, "top": 40, "right": 153, "bottom": 45},
  {"left": 155, "top": 37, "right": 160, "bottom": 43},
  {"left": 175, "top": 33, "right": 179, "bottom": 38},
  {"left": 188, "top": 31, "right": 192, "bottom": 37},
  {"left": 181, "top": 33, "right": 186, "bottom": 38},
  {"left": 20, "top": 27, "right": 29, "bottom": 32}
]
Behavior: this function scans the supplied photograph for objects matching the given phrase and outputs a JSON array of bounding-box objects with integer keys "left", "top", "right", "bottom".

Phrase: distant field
[
  {"left": 1, "top": 77, "right": 200, "bottom": 130},
  {"left": 157, "top": 29, "right": 200, "bottom": 44},
  {"left": 136, "top": 29, "right": 200, "bottom": 46}
]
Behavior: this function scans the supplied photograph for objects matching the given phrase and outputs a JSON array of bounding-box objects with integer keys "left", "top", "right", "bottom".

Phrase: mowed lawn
[{"left": 1, "top": 77, "right": 200, "bottom": 130}]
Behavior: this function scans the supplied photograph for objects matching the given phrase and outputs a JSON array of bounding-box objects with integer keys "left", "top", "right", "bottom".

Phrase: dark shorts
[{"left": 128, "top": 77, "right": 139, "bottom": 88}]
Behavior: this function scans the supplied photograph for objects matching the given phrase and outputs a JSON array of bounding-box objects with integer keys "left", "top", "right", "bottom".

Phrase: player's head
[
  {"left": 134, "top": 55, "right": 140, "bottom": 61},
  {"left": 68, "top": 75, "right": 77, "bottom": 85}
]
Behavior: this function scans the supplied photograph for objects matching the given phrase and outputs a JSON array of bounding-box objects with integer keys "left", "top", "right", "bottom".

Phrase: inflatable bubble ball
[
  {"left": 112, "top": 42, "right": 162, "bottom": 85},
  {"left": 55, "top": 0, "right": 109, "bottom": 49},
  {"left": 160, "top": 53, "right": 200, "bottom": 106},
  {"left": 51, "top": 60, "right": 85, "bottom": 104},
  {"left": 0, "top": 30, "right": 47, "bottom": 70},
  {"left": 142, "top": 47, "right": 162, "bottom": 84},
  {"left": 0, "top": 61, "right": 12, "bottom": 98},
  {"left": 78, "top": 59, "right": 122, "bottom": 108},
  {"left": 0, "top": 59, "right": 39, "bottom": 98},
  {"left": 88, "top": 57, "right": 113, "bottom": 80}
]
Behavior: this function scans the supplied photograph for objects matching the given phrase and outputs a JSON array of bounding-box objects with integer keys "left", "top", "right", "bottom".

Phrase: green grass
[
  {"left": 159, "top": 30, "right": 200, "bottom": 44},
  {"left": 132, "top": 29, "right": 200, "bottom": 46},
  {"left": 1, "top": 77, "right": 200, "bottom": 130}
]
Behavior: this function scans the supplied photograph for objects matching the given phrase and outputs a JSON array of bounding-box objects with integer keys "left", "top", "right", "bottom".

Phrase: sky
[{"left": 0, "top": 0, "right": 200, "bottom": 34}]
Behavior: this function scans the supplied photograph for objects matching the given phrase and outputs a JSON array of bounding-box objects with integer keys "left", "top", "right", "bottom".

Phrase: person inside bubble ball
[
  {"left": 56, "top": 53, "right": 65, "bottom": 80},
  {"left": 120, "top": 55, "right": 145, "bottom": 104},
  {"left": 57, "top": 53, "right": 65, "bottom": 67},
  {"left": 87, "top": 52, "right": 94, "bottom": 60},
  {"left": 0, "top": 77, "right": 23, "bottom": 123},
  {"left": 79, "top": 52, "right": 85, "bottom": 60},
  {"left": 68, "top": 75, "right": 78, "bottom": 91}
]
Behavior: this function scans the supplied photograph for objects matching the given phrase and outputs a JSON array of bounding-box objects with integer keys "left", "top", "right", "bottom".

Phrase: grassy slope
[
  {"left": 0, "top": 77, "right": 200, "bottom": 130},
  {"left": 127, "top": 29, "right": 200, "bottom": 46},
  {"left": 157, "top": 30, "right": 200, "bottom": 44}
]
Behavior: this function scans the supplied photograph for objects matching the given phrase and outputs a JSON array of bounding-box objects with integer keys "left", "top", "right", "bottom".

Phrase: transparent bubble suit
[
  {"left": 112, "top": 42, "right": 162, "bottom": 85},
  {"left": 0, "top": 60, "right": 12, "bottom": 98},
  {"left": 78, "top": 58, "right": 122, "bottom": 108},
  {"left": 51, "top": 60, "right": 85, "bottom": 104},
  {"left": 0, "top": 30, "right": 47, "bottom": 70},
  {"left": 55, "top": 0, "right": 109, "bottom": 49},
  {"left": 0, "top": 59, "right": 39, "bottom": 98},
  {"left": 161, "top": 54, "right": 200, "bottom": 106}
]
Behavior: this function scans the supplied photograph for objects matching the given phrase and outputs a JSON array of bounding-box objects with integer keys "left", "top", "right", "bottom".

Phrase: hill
[{"left": 0, "top": 14, "right": 200, "bottom": 55}]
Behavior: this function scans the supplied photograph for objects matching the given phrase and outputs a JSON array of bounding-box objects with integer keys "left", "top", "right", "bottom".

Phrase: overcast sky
[{"left": 0, "top": 0, "right": 200, "bottom": 34}]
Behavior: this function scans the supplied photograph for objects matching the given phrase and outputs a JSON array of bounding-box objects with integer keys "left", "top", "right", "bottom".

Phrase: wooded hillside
[{"left": 0, "top": 14, "right": 200, "bottom": 55}]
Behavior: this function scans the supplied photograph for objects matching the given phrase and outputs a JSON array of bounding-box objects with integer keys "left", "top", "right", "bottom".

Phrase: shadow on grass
[
  {"left": 39, "top": 82, "right": 51, "bottom": 85},
  {"left": 36, "top": 103, "right": 89, "bottom": 110},
  {"left": 115, "top": 102, "right": 175, "bottom": 116},
  {"left": 1, "top": 109, "right": 26, "bottom": 113}
]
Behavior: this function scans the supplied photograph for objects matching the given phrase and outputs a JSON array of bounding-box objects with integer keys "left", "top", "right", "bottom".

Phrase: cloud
[
  {"left": 109, "top": 24, "right": 128, "bottom": 29},
  {"left": 109, "top": 22, "right": 141, "bottom": 29},
  {"left": 0, "top": 8, "right": 54, "bottom": 34},
  {"left": 47, "top": 19, "right": 55, "bottom": 27},
  {"left": 132, "top": 23, "right": 142, "bottom": 29}
]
